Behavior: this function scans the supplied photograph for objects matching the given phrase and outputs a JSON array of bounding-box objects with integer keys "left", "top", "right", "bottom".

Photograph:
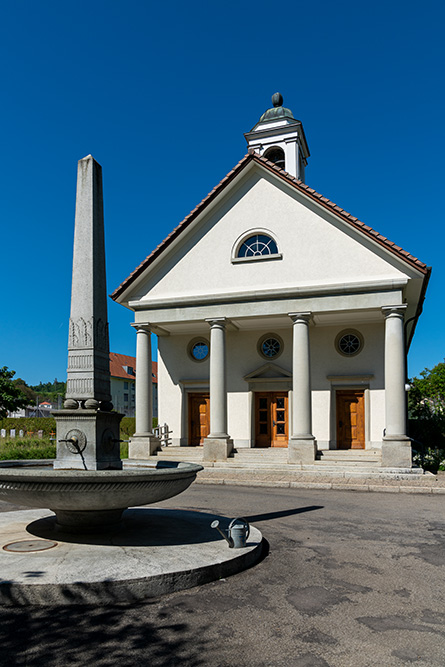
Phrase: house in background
[
  {"left": 109, "top": 352, "right": 158, "bottom": 418},
  {"left": 112, "top": 93, "right": 430, "bottom": 469}
]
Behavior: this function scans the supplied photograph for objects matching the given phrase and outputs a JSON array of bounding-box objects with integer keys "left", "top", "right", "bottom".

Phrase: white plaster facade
[{"left": 112, "top": 95, "right": 430, "bottom": 467}]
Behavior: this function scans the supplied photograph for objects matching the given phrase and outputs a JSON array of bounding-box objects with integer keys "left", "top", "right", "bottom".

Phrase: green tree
[
  {"left": 13, "top": 378, "right": 37, "bottom": 404},
  {"left": 408, "top": 361, "right": 445, "bottom": 471},
  {"left": 408, "top": 361, "right": 445, "bottom": 418},
  {"left": 0, "top": 367, "right": 29, "bottom": 418},
  {"left": 30, "top": 378, "right": 66, "bottom": 403}
]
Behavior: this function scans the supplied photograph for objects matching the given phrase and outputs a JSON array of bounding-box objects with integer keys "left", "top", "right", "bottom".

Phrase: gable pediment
[
  {"left": 244, "top": 362, "right": 292, "bottom": 382},
  {"left": 113, "top": 155, "right": 428, "bottom": 317}
]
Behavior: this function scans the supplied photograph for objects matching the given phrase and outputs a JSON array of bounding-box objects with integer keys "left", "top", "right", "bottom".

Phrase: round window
[
  {"left": 188, "top": 339, "right": 209, "bottom": 362},
  {"left": 258, "top": 333, "right": 283, "bottom": 360},
  {"left": 335, "top": 330, "right": 363, "bottom": 357}
]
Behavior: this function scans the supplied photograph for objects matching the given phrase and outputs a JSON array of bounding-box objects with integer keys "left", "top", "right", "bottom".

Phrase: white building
[
  {"left": 112, "top": 94, "right": 430, "bottom": 469},
  {"left": 109, "top": 352, "right": 158, "bottom": 418}
]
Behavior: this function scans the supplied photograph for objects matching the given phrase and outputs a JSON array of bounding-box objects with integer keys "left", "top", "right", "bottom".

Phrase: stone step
[
  {"left": 123, "top": 459, "right": 429, "bottom": 481},
  {"left": 318, "top": 450, "right": 381, "bottom": 460},
  {"left": 202, "top": 465, "right": 427, "bottom": 479},
  {"left": 155, "top": 447, "right": 204, "bottom": 461},
  {"left": 233, "top": 453, "right": 288, "bottom": 462},
  {"left": 315, "top": 460, "right": 380, "bottom": 467}
]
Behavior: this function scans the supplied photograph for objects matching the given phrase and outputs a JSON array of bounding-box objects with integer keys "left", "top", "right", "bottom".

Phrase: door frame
[
  {"left": 254, "top": 391, "right": 289, "bottom": 448},
  {"left": 329, "top": 383, "right": 370, "bottom": 450},
  {"left": 336, "top": 389, "right": 365, "bottom": 449},
  {"left": 188, "top": 392, "right": 210, "bottom": 446}
]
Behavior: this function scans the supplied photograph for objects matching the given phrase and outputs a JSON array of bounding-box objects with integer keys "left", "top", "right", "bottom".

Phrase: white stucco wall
[
  {"left": 133, "top": 169, "right": 410, "bottom": 304},
  {"left": 158, "top": 322, "right": 386, "bottom": 449}
]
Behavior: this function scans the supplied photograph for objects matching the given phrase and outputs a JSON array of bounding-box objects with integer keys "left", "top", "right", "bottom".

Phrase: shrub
[
  {"left": 0, "top": 438, "right": 56, "bottom": 460},
  {"left": 0, "top": 417, "right": 57, "bottom": 436},
  {"left": 409, "top": 416, "right": 445, "bottom": 472},
  {"left": 119, "top": 417, "right": 157, "bottom": 439}
]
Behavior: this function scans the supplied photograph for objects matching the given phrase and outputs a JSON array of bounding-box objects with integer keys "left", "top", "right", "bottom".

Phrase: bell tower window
[{"left": 264, "top": 146, "right": 285, "bottom": 170}]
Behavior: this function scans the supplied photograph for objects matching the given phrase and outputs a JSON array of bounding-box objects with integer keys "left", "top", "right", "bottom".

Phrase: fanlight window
[{"left": 237, "top": 234, "right": 279, "bottom": 258}]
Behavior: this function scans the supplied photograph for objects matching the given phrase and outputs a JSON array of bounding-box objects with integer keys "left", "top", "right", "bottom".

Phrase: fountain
[{"left": 0, "top": 155, "right": 202, "bottom": 532}]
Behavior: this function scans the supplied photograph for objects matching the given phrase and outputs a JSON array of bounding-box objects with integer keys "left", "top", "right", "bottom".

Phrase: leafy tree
[
  {"left": 30, "top": 378, "right": 66, "bottom": 403},
  {"left": 409, "top": 361, "right": 445, "bottom": 471},
  {"left": 13, "top": 378, "right": 37, "bottom": 404},
  {"left": 408, "top": 361, "right": 445, "bottom": 418},
  {"left": 0, "top": 367, "right": 29, "bottom": 419}
]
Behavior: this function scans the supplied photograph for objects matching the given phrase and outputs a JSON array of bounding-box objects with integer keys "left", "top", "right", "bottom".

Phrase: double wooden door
[
  {"left": 189, "top": 393, "right": 210, "bottom": 445},
  {"left": 255, "top": 392, "right": 288, "bottom": 448},
  {"left": 336, "top": 390, "right": 365, "bottom": 449}
]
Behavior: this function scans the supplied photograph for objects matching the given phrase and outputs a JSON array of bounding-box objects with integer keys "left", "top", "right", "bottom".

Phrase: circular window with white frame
[
  {"left": 335, "top": 330, "right": 364, "bottom": 357},
  {"left": 188, "top": 338, "right": 210, "bottom": 362},
  {"left": 258, "top": 333, "right": 284, "bottom": 360}
]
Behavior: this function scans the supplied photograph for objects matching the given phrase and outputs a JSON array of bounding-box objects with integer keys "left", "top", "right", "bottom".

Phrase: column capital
[
  {"left": 288, "top": 312, "right": 312, "bottom": 324},
  {"left": 382, "top": 305, "right": 407, "bottom": 320},
  {"left": 205, "top": 317, "right": 227, "bottom": 329},
  {"left": 131, "top": 322, "right": 151, "bottom": 333}
]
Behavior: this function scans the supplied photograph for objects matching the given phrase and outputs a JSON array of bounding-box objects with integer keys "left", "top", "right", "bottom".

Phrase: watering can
[{"left": 211, "top": 517, "right": 250, "bottom": 548}]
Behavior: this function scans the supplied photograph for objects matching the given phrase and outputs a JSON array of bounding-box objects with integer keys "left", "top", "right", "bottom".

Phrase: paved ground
[
  {"left": 194, "top": 468, "right": 445, "bottom": 493},
  {"left": 0, "top": 484, "right": 444, "bottom": 666}
]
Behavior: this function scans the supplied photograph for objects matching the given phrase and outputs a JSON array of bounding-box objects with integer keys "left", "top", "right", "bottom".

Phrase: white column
[
  {"left": 207, "top": 319, "right": 228, "bottom": 438},
  {"left": 203, "top": 318, "right": 232, "bottom": 462},
  {"left": 134, "top": 325, "right": 153, "bottom": 435},
  {"left": 381, "top": 305, "right": 411, "bottom": 468},
  {"left": 128, "top": 323, "right": 159, "bottom": 459},
  {"left": 288, "top": 312, "right": 316, "bottom": 464},
  {"left": 383, "top": 306, "right": 407, "bottom": 436}
]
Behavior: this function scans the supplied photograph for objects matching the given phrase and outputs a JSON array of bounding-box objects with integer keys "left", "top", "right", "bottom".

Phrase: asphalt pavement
[{"left": 0, "top": 484, "right": 444, "bottom": 667}]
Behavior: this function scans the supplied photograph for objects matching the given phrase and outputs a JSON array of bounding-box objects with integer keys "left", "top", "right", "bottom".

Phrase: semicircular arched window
[
  {"left": 237, "top": 234, "right": 279, "bottom": 258},
  {"left": 264, "top": 146, "right": 285, "bottom": 169}
]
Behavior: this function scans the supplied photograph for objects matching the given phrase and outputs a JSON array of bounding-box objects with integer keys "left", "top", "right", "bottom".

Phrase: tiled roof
[
  {"left": 109, "top": 352, "right": 157, "bottom": 382},
  {"left": 111, "top": 153, "right": 429, "bottom": 300}
]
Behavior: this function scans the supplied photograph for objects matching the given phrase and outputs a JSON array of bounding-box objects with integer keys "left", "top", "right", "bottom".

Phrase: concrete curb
[{"left": 195, "top": 477, "right": 445, "bottom": 494}]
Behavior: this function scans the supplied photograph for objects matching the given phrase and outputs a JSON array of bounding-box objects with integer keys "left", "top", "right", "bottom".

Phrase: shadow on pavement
[
  {"left": 244, "top": 505, "right": 323, "bottom": 523},
  {"left": 0, "top": 602, "right": 210, "bottom": 666}
]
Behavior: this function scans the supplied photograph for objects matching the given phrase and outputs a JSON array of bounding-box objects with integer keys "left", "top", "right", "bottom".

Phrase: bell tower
[{"left": 244, "top": 93, "right": 310, "bottom": 182}]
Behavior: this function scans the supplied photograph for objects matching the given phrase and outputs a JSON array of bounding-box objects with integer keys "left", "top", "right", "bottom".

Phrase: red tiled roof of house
[
  {"left": 111, "top": 152, "right": 429, "bottom": 301},
  {"left": 109, "top": 352, "right": 157, "bottom": 382}
]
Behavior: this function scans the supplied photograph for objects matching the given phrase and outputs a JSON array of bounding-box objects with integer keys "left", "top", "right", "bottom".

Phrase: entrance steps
[
  {"left": 127, "top": 446, "right": 429, "bottom": 480},
  {"left": 316, "top": 449, "right": 382, "bottom": 466}
]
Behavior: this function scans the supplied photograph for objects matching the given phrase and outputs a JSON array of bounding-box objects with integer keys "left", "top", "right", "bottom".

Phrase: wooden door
[
  {"left": 189, "top": 393, "right": 210, "bottom": 445},
  {"left": 336, "top": 390, "right": 365, "bottom": 449},
  {"left": 255, "top": 392, "right": 288, "bottom": 447}
]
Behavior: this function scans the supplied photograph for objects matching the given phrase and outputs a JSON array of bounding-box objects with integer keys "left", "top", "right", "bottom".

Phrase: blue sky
[{"left": 1, "top": 0, "right": 443, "bottom": 386}]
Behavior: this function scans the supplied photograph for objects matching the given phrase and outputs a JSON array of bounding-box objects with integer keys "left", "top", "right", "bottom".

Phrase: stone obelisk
[{"left": 54, "top": 155, "right": 122, "bottom": 470}]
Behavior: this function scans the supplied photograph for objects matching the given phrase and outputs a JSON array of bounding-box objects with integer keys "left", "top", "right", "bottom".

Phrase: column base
[
  {"left": 381, "top": 436, "right": 412, "bottom": 468},
  {"left": 203, "top": 437, "right": 233, "bottom": 462},
  {"left": 288, "top": 436, "right": 317, "bottom": 465},
  {"left": 128, "top": 434, "right": 161, "bottom": 459}
]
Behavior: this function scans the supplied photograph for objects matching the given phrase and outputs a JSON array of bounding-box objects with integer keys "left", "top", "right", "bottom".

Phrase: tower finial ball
[{"left": 272, "top": 92, "right": 283, "bottom": 107}]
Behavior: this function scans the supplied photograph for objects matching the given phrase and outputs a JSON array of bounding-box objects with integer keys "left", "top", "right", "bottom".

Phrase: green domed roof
[{"left": 258, "top": 92, "right": 295, "bottom": 123}]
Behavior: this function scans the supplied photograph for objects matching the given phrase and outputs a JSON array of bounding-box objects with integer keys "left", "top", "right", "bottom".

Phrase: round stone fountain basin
[{"left": 0, "top": 461, "right": 203, "bottom": 531}]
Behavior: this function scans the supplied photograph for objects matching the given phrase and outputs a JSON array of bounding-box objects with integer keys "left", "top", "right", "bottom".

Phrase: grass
[
  {"left": 0, "top": 438, "right": 56, "bottom": 460},
  {"left": 0, "top": 437, "right": 129, "bottom": 461}
]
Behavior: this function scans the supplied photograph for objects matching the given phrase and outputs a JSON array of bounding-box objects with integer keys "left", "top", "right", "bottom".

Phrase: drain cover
[{"left": 3, "top": 540, "right": 58, "bottom": 553}]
